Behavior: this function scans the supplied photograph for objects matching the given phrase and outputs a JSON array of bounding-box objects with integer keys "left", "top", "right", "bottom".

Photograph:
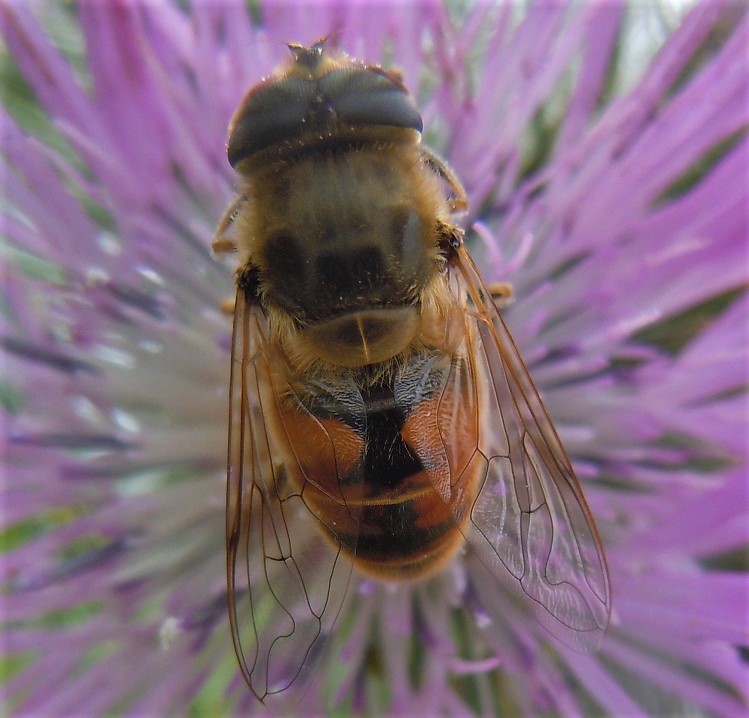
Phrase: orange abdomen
[{"left": 278, "top": 379, "right": 479, "bottom": 580}]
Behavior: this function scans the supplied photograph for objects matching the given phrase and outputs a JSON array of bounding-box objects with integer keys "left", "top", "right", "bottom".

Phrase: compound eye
[
  {"left": 227, "top": 65, "right": 422, "bottom": 168},
  {"left": 320, "top": 67, "right": 423, "bottom": 133}
]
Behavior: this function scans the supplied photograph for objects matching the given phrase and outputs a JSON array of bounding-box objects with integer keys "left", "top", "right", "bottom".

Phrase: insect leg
[
  {"left": 213, "top": 194, "right": 250, "bottom": 255},
  {"left": 488, "top": 282, "right": 514, "bottom": 310},
  {"left": 420, "top": 147, "right": 469, "bottom": 213}
]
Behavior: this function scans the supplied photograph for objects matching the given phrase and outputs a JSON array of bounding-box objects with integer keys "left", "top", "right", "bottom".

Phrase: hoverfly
[{"left": 213, "top": 40, "right": 610, "bottom": 704}]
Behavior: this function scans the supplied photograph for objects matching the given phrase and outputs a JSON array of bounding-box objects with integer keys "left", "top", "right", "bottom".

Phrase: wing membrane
[
  {"left": 226, "top": 290, "right": 359, "bottom": 703},
  {"left": 435, "top": 246, "right": 611, "bottom": 651}
]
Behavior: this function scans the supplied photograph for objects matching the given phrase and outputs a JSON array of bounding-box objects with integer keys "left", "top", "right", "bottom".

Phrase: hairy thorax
[{"left": 235, "top": 139, "right": 459, "bottom": 374}]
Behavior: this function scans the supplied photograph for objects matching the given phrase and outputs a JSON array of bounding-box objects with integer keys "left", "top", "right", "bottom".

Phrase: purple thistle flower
[{"left": 2, "top": 1, "right": 747, "bottom": 715}]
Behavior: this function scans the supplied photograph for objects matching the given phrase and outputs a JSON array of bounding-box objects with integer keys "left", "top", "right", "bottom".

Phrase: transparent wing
[
  {"left": 412, "top": 245, "right": 611, "bottom": 651},
  {"left": 226, "top": 290, "right": 361, "bottom": 704}
]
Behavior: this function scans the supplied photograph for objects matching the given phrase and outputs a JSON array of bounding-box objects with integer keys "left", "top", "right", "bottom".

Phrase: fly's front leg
[
  {"left": 213, "top": 194, "right": 250, "bottom": 255},
  {"left": 487, "top": 282, "right": 514, "bottom": 310},
  {"left": 421, "top": 146, "right": 469, "bottom": 214}
]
